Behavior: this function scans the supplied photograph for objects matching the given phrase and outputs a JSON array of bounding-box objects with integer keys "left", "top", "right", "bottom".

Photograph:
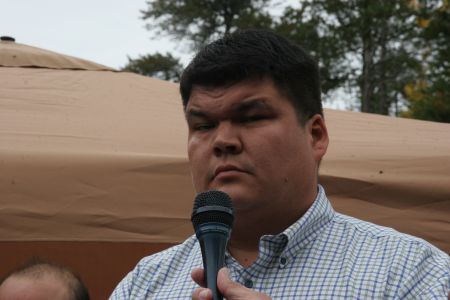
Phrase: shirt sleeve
[
  {"left": 396, "top": 241, "right": 450, "bottom": 299},
  {"left": 109, "top": 270, "right": 134, "bottom": 300}
]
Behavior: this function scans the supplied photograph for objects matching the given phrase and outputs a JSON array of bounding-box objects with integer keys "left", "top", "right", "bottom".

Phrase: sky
[
  {"left": 2, "top": 0, "right": 347, "bottom": 109},
  {"left": 1, "top": 0, "right": 185, "bottom": 69}
]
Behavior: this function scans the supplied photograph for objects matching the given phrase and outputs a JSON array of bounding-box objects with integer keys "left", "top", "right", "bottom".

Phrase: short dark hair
[
  {"left": 180, "top": 29, "right": 323, "bottom": 124},
  {"left": 0, "top": 258, "right": 90, "bottom": 300}
]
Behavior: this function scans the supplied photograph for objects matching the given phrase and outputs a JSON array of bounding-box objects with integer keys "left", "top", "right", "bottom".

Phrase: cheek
[
  {"left": 258, "top": 132, "right": 310, "bottom": 171},
  {"left": 187, "top": 137, "right": 208, "bottom": 187},
  {"left": 256, "top": 130, "right": 304, "bottom": 157},
  {"left": 187, "top": 136, "right": 207, "bottom": 160}
]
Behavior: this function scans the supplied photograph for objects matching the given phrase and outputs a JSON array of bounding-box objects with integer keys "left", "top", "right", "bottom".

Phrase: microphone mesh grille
[
  {"left": 191, "top": 190, "right": 234, "bottom": 229},
  {"left": 193, "top": 190, "right": 233, "bottom": 210}
]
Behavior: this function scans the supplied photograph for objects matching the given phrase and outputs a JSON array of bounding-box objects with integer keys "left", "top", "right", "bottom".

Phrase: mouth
[{"left": 213, "top": 165, "right": 246, "bottom": 179}]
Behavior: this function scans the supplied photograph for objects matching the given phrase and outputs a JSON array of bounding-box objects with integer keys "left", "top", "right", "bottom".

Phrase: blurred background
[
  {"left": 1, "top": 1, "right": 449, "bottom": 298},
  {"left": 2, "top": 0, "right": 449, "bottom": 122}
]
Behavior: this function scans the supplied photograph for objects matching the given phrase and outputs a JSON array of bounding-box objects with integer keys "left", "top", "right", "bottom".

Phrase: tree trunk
[
  {"left": 377, "top": 23, "right": 389, "bottom": 115},
  {"left": 361, "top": 33, "right": 375, "bottom": 113}
]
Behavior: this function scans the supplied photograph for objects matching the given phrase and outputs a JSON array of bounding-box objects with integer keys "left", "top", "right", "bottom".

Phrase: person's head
[
  {"left": 0, "top": 259, "right": 90, "bottom": 300},
  {"left": 180, "top": 28, "right": 323, "bottom": 125},
  {"left": 181, "top": 29, "right": 328, "bottom": 230}
]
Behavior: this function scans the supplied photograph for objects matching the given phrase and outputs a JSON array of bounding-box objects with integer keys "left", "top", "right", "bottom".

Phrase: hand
[{"left": 191, "top": 267, "right": 272, "bottom": 300}]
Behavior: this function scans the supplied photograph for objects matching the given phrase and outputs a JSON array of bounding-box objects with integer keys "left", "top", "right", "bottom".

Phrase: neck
[
  {"left": 226, "top": 211, "right": 298, "bottom": 268},
  {"left": 227, "top": 226, "right": 260, "bottom": 267},
  {"left": 227, "top": 188, "right": 318, "bottom": 267}
]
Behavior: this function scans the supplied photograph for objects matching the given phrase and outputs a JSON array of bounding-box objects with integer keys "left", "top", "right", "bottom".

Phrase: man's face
[{"left": 186, "top": 77, "right": 328, "bottom": 220}]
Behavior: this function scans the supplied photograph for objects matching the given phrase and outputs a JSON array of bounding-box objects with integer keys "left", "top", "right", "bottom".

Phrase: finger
[
  {"left": 217, "top": 268, "right": 272, "bottom": 300},
  {"left": 191, "top": 268, "right": 206, "bottom": 287},
  {"left": 216, "top": 267, "right": 237, "bottom": 296},
  {"left": 192, "top": 287, "right": 212, "bottom": 300}
]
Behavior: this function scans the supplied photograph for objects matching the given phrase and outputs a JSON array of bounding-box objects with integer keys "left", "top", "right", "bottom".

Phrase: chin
[
  {"left": 217, "top": 186, "right": 256, "bottom": 208},
  {"left": 209, "top": 182, "right": 240, "bottom": 195},
  {"left": 201, "top": 180, "right": 258, "bottom": 204}
]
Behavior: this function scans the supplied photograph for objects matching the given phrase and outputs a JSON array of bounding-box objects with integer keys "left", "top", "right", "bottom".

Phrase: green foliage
[
  {"left": 123, "top": 0, "right": 448, "bottom": 122},
  {"left": 276, "top": 0, "right": 422, "bottom": 115},
  {"left": 124, "top": 0, "right": 273, "bottom": 83},
  {"left": 402, "top": 0, "right": 450, "bottom": 122},
  {"left": 142, "top": 0, "right": 273, "bottom": 50},
  {"left": 403, "top": 78, "right": 450, "bottom": 122},
  {"left": 122, "top": 52, "right": 182, "bottom": 82}
]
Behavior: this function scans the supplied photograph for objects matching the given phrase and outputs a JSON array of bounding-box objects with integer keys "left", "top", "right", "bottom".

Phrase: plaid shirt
[{"left": 111, "top": 186, "right": 450, "bottom": 299}]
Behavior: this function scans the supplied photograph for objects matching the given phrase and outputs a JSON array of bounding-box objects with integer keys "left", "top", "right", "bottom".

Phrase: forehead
[{"left": 186, "top": 78, "right": 289, "bottom": 115}]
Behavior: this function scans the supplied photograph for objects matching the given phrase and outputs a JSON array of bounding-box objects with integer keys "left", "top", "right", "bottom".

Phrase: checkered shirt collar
[{"left": 267, "top": 185, "right": 335, "bottom": 259}]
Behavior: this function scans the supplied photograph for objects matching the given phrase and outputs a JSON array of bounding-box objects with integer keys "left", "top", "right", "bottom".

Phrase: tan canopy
[
  {"left": 0, "top": 38, "right": 112, "bottom": 70},
  {"left": 322, "top": 109, "right": 450, "bottom": 252},
  {"left": 1, "top": 39, "right": 449, "bottom": 299}
]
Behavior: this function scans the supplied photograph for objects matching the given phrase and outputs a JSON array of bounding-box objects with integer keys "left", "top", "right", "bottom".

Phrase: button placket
[
  {"left": 279, "top": 256, "right": 287, "bottom": 268},
  {"left": 243, "top": 278, "right": 254, "bottom": 288}
]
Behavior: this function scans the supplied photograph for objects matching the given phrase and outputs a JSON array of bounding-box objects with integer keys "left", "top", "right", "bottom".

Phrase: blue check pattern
[{"left": 110, "top": 186, "right": 450, "bottom": 299}]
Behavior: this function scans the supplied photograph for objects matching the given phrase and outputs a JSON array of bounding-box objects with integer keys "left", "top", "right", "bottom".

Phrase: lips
[{"left": 213, "top": 165, "right": 245, "bottom": 179}]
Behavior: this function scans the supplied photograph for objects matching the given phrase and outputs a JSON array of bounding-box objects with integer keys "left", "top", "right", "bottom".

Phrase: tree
[
  {"left": 402, "top": 0, "right": 450, "bottom": 122},
  {"left": 276, "top": 0, "right": 422, "bottom": 115},
  {"left": 122, "top": 0, "right": 274, "bottom": 82},
  {"left": 126, "top": 0, "right": 446, "bottom": 121},
  {"left": 141, "top": 0, "right": 273, "bottom": 50},
  {"left": 122, "top": 52, "right": 183, "bottom": 82}
]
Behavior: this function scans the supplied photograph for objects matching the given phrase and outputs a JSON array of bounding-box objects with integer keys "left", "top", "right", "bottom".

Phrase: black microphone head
[{"left": 191, "top": 190, "right": 234, "bottom": 231}]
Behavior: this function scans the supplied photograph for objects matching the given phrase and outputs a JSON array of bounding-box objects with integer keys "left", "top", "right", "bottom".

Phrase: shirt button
[
  {"left": 279, "top": 257, "right": 287, "bottom": 268},
  {"left": 244, "top": 279, "right": 253, "bottom": 288}
]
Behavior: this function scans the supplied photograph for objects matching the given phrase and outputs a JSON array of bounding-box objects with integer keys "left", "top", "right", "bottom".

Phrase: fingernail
[
  {"left": 199, "top": 290, "right": 209, "bottom": 300},
  {"left": 221, "top": 267, "right": 230, "bottom": 277}
]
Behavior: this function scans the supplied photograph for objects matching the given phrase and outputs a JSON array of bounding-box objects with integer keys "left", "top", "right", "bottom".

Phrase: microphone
[{"left": 191, "top": 190, "right": 234, "bottom": 300}]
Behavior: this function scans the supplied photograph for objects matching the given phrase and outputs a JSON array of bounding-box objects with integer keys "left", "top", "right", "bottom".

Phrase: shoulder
[
  {"left": 110, "top": 235, "right": 201, "bottom": 299},
  {"left": 134, "top": 235, "right": 200, "bottom": 275},
  {"left": 329, "top": 213, "right": 450, "bottom": 297},
  {"left": 333, "top": 213, "right": 446, "bottom": 253},
  {"left": 330, "top": 212, "right": 448, "bottom": 260}
]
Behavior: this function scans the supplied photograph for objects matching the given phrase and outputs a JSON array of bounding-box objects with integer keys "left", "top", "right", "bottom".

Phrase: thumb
[
  {"left": 217, "top": 268, "right": 271, "bottom": 300},
  {"left": 217, "top": 268, "right": 241, "bottom": 299}
]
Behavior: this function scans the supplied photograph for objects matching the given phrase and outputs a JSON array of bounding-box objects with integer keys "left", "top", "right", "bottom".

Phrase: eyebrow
[
  {"left": 185, "top": 98, "right": 271, "bottom": 121},
  {"left": 231, "top": 99, "right": 270, "bottom": 113},
  {"left": 185, "top": 109, "right": 208, "bottom": 123}
]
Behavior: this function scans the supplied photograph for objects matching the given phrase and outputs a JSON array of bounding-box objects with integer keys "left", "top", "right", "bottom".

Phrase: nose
[{"left": 213, "top": 122, "right": 242, "bottom": 156}]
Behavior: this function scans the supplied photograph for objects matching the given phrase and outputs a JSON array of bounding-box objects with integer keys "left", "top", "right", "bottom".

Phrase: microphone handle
[{"left": 199, "top": 231, "right": 228, "bottom": 300}]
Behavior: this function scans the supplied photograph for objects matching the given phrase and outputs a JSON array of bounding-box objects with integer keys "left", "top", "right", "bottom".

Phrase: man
[
  {"left": 0, "top": 258, "right": 90, "bottom": 300},
  {"left": 111, "top": 29, "right": 449, "bottom": 299}
]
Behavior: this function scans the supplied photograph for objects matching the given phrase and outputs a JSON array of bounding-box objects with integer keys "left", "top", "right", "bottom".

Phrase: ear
[{"left": 307, "top": 114, "right": 329, "bottom": 162}]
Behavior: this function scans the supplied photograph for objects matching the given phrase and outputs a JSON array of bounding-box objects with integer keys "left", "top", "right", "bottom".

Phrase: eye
[
  {"left": 242, "top": 115, "right": 267, "bottom": 122},
  {"left": 193, "top": 122, "right": 216, "bottom": 131}
]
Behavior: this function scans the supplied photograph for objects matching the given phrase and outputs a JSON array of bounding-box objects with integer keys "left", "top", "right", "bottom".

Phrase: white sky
[
  {"left": 1, "top": 0, "right": 347, "bottom": 109},
  {"left": 1, "top": 0, "right": 186, "bottom": 69}
]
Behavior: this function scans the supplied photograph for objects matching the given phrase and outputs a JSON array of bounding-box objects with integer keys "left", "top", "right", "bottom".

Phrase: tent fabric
[
  {"left": 0, "top": 68, "right": 450, "bottom": 251},
  {"left": 322, "top": 110, "right": 450, "bottom": 252},
  {"left": 0, "top": 39, "right": 113, "bottom": 70},
  {"left": 1, "top": 65, "right": 449, "bottom": 252},
  {"left": 1, "top": 41, "right": 449, "bottom": 299},
  {"left": 1, "top": 67, "right": 194, "bottom": 244}
]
